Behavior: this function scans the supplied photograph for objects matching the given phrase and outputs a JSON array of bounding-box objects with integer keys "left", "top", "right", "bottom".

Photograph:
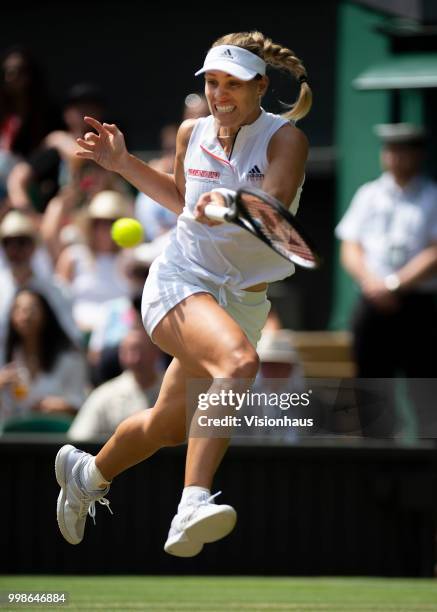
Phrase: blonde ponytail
[{"left": 212, "top": 31, "right": 312, "bottom": 122}]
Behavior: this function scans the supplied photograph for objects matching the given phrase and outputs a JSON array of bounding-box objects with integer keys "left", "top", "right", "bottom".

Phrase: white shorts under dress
[{"left": 141, "top": 256, "right": 271, "bottom": 349}]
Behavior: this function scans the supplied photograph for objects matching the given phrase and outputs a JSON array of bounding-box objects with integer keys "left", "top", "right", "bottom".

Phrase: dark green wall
[{"left": 331, "top": 3, "right": 391, "bottom": 328}]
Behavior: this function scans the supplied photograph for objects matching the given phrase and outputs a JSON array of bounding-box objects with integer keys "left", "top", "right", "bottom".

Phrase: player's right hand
[
  {"left": 76, "top": 117, "right": 128, "bottom": 173},
  {"left": 194, "top": 191, "right": 225, "bottom": 227}
]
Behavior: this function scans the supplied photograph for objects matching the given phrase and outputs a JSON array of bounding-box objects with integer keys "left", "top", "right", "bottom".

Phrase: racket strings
[{"left": 241, "top": 196, "right": 315, "bottom": 262}]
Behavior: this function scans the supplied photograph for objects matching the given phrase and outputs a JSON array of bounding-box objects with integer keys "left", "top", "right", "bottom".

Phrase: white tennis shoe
[
  {"left": 55, "top": 444, "right": 112, "bottom": 545},
  {"left": 164, "top": 491, "right": 237, "bottom": 557}
]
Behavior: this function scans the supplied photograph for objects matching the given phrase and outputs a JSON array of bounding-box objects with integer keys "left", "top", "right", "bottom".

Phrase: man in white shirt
[
  {"left": 68, "top": 327, "right": 163, "bottom": 441},
  {"left": 336, "top": 124, "right": 437, "bottom": 437}
]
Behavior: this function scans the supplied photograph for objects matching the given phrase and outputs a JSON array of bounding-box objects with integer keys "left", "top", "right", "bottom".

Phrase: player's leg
[
  {"left": 56, "top": 292, "right": 259, "bottom": 550},
  {"left": 56, "top": 357, "right": 197, "bottom": 545},
  {"left": 95, "top": 287, "right": 259, "bottom": 483},
  {"left": 183, "top": 289, "right": 269, "bottom": 490},
  {"left": 151, "top": 292, "right": 260, "bottom": 556},
  {"left": 95, "top": 357, "right": 195, "bottom": 480},
  {"left": 152, "top": 291, "right": 259, "bottom": 480}
]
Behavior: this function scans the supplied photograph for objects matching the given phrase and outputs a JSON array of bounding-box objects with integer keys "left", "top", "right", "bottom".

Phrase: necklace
[
  {"left": 218, "top": 127, "right": 237, "bottom": 140},
  {"left": 217, "top": 126, "right": 242, "bottom": 159}
]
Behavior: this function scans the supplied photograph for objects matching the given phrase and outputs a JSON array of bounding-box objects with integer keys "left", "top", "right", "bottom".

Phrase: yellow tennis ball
[{"left": 111, "top": 217, "right": 144, "bottom": 248}]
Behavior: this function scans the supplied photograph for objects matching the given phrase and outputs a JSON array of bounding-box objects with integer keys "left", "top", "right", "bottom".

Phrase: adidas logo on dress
[{"left": 247, "top": 165, "right": 264, "bottom": 180}]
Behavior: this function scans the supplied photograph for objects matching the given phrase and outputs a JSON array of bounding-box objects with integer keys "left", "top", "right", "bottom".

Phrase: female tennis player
[{"left": 56, "top": 31, "right": 311, "bottom": 557}]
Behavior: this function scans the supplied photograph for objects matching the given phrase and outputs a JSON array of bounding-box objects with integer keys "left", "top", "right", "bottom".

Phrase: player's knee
[{"left": 222, "top": 345, "right": 259, "bottom": 379}]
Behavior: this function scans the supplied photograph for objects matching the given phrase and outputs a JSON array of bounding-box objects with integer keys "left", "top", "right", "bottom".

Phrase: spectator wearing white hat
[
  {"left": 55, "top": 190, "right": 133, "bottom": 334},
  {"left": 255, "top": 328, "right": 305, "bottom": 407},
  {"left": 0, "top": 210, "right": 80, "bottom": 362},
  {"left": 0, "top": 209, "right": 52, "bottom": 280},
  {"left": 257, "top": 328, "right": 304, "bottom": 382}
]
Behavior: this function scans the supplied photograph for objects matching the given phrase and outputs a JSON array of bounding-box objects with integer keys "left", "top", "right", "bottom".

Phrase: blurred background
[{"left": 2, "top": 0, "right": 437, "bottom": 587}]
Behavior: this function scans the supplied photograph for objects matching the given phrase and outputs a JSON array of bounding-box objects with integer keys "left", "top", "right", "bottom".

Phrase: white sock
[
  {"left": 179, "top": 485, "right": 210, "bottom": 509},
  {"left": 82, "top": 458, "right": 111, "bottom": 491}
]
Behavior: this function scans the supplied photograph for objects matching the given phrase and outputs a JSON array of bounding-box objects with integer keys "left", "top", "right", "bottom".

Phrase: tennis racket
[{"left": 204, "top": 187, "right": 321, "bottom": 269}]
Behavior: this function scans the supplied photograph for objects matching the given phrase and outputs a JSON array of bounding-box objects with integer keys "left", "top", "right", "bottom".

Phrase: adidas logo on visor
[{"left": 220, "top": 48, "right": 234, "bottom": 58}]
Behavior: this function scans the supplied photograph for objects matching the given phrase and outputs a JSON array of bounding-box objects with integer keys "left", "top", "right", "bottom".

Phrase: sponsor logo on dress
[
  {"left": 247, "top": 165, "right": 264, "bottom": 180},
  {"left": 188, "top": 168, "right": 221, "bottom": 180}
]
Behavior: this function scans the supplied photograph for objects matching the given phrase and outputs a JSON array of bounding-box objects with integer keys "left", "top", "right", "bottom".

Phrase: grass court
[{"left": 1, "top": 576, "right": 437, "bottom": 611}]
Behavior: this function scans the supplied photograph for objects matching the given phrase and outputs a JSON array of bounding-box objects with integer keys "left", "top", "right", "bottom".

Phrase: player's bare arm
[
  {"left": 264, "top": 123, "right": 308, "bottom": 206},
  {"left": 76, "top": 116, "right": 186, "bottom": 214},
  {"left": 173, "top": 118, "right": 197, "bottom": 204}
]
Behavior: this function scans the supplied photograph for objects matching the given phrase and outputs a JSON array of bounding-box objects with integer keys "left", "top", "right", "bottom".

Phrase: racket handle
[{"left": 204, "top": 204, "right": 231, "bottom": 223}]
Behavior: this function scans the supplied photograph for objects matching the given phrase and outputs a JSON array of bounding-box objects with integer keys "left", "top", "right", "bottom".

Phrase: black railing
[{"left": 2, "top": 438, "right": 437, "bottom": 576}]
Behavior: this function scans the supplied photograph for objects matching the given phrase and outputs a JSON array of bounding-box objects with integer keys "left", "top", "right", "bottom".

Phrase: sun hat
[
  {"left": 88, "top": 191, "right": 131, "bottom": 220},
  {"left": 0, "top": 210, "right": 36, "bottom": 240},
  {"left": 374, "top": 123, "right": 426, "bottom": 146},
  {"left": 195, "top": 45, "right": 266, "bottom": 81},
  {"left": 257, "top": 329, "right": 298, "bottom": 364}
]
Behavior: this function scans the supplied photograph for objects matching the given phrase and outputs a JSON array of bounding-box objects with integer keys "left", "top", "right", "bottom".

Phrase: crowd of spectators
[
  {"left": 0, "top": 43, "right": 307, "bottom": 442},
  {"left": 2, "top": 47, "right": 308, "bottom": 442},
  {"left": 5, "top": 46, "right": 432, "bottom": 445},
  {"left": 0, "top": 46, "right": 202, "bottom": 436}
]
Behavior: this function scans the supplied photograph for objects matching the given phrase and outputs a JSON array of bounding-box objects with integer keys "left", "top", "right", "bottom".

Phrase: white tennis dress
[{"left": 141, "top": 109, "right": 303, "bottom": 347}]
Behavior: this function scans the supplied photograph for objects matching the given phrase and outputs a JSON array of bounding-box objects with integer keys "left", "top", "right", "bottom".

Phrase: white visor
[{"left": 195, "top": 45, "right": 266, "bottom": 81}]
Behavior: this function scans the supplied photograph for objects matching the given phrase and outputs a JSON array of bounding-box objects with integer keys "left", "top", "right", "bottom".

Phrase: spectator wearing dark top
[
  {"left": 0, "top": 46, "right": 59, "bottom": 203},
  {"left": 7, "top": 83, "right": 106, "bottom": 212}
]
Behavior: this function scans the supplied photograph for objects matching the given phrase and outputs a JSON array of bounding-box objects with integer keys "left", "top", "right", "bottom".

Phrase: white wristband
[
  {"left": 384, "top": 273, "right": 401, "bottom": 292},
  {"left": 211, "top": 188, "right": 237, "bottom": 205}
]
